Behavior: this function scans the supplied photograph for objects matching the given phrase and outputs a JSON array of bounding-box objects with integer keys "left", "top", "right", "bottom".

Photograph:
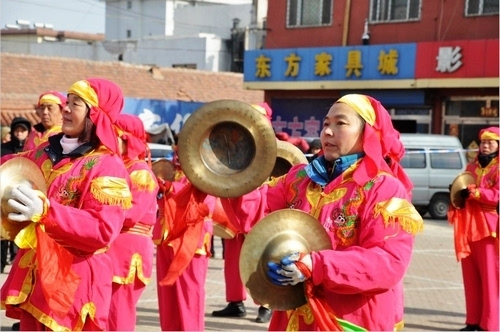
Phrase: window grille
[
  {"left": 370, "top": 0, "right": 420, "bottom": 23},
  {"left": 465, "top": 0, "right": 499, "bottom": 16},
  {"left": 287, "top": 0, "right": 333, "bottom": 28}
]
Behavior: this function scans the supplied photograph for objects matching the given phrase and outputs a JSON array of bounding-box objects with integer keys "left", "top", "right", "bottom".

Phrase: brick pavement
[{"left": 1, "top": 218, "right": 466, "bottom": 331}]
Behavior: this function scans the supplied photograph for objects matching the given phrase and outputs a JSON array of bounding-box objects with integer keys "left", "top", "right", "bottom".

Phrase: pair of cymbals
[
  {"left": 240, "top": 209, "right": 332, "bottom": 310},
  {"left": 450, "top": 172, "right": 475, "bottom": 209},
  {"left": 1, "top": 157, "right": 47, "bottom": 240}
]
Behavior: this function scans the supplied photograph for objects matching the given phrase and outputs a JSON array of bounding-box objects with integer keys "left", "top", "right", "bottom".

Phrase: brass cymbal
[
  {"left": 271, "top": 140, "right": 308, "bottom": 178},
  {"left": 1, "top": 157, "right": 47, "bottom": 240},
  {"left": 151, "top": 159, "right": 176, "bottom": 182},
  {"left": 240, "top": 209, "right": 332, "bottom": 310},
  {"left": 177, "top": 99, "right": 277, "bottom": 198},
  {"left": 450, "top": 171, "right": 475, "bottom": 209}
]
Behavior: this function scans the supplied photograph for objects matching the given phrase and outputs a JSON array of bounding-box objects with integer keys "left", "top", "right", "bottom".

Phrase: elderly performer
[
  {"left": 221, "top": 94, "right": 424, "bottom": 331},
  {"left": 448, "top": 126, "right": 499, "bottom": 332}
]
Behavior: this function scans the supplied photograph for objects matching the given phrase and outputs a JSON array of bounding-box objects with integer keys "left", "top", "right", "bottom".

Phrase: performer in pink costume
[
  {"left": 1, "top": 78, "right": 131, "bottom": 330},
  {"left": 153, "top": 153, "right": 215, "bottom": 331},
  {"left": 448, "top": 126, "right": 499, "bottom": 332},
  {"left": 107, "top": 114, "right": 159, "bottom": 331},
  {"left": 24, "top": 91, "right": 66, "bottom": 151},
  {"left": 221, "top": 94, "right": 424, "bottom": 331}
]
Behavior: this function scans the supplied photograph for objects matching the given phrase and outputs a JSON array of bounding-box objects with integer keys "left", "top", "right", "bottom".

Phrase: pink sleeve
[
  {"left": 221, "top": 176, "right": 290, "bottom": 234},
  {"left": 311, "top": 177, "right": 416, "bottom": 294}
]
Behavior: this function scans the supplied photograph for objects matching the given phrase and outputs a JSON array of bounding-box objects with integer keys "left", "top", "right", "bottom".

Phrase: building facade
[
  {"left": 1, "top": 0, "right": 268, "bottom": 72},
  {"left": 244, "top": 0, "right": 499, "bottom": 151}
]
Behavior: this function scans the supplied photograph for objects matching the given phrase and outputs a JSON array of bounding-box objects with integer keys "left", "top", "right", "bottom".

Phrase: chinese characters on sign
[
  {"left": 255, "top": 54, "right": 271, "bottom": 78},
  {"left": 480, "top": 107, "right": 498, "bottom": 117},
  {"left": 272, "top": 116, "right": 322, "bottom": 137},
  {"left": 435, "top": 46, "right": 463, "bottom": 73},
  {"left": 254, "top": 48, "right": 403, "bottom": 79}
]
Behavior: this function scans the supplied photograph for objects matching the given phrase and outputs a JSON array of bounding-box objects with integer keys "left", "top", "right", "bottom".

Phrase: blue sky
[{"left": 1, "top": 0, "right": 105, "bottom": 34}]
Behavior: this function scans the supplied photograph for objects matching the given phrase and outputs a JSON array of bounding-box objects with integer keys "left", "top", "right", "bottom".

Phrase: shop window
[
  {"left": 370, "top": 0, "right": 420, "bottom": 23},
  {"left": 287, "top": 0, "right": 332, "bottom": 28},
  {"left": 465, "top": 0, "right": 499, "bottom": 16},
  {"left": 446, "top": 100, "right": 487, "bottom": 117}
]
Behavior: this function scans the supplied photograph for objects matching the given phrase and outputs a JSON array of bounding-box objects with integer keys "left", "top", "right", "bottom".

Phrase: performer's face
[
  {"left": 37, "top": 102, "right": 63, "bottom": 129},
  {"left": 480, "top": 139, "right": 499, "bottom": 155},
  {"left": 320, "top": 103, "right": 364, "bottom": 162},
  {"left": 62, "top": 94, "right": 89, "bottom": 138}
]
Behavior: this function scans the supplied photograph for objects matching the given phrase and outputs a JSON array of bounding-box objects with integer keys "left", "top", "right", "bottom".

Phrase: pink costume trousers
[
  {"left": 461, "top": 236, "right": 499, "bottom": 331},
  {"left": 156, "top": 245, "right": 209, "bottom": 331},
  {"left": 223, "top": 233, "right": 246, "bottom": 302}
]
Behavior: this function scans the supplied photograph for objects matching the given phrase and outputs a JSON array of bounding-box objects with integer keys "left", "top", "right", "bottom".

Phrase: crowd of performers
[{"left": 0, "top": 78, "right": 497, "bottom": 332}]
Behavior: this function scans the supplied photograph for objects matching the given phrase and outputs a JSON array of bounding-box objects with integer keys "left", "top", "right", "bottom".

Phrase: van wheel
[{"left": 429, "top": 194, "right": 450, "bottom": 220}]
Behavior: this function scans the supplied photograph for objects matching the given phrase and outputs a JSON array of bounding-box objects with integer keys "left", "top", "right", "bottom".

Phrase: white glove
[{"left": 7, "top": 185, "right": 48, "bottom": 222}]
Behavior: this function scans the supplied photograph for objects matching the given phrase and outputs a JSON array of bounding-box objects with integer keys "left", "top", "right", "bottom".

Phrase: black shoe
[
  {"left": 255, "top": 306, "right": 272, "bottom": 323},
  {"left": 12, "top": 322, "right": 20, "bottom": 331},
  {"left": 212, "top": 301, "right": 246, "bottom": 317},
  {"left": 459, "top": 324, "right": 479, "bottom": 331}
]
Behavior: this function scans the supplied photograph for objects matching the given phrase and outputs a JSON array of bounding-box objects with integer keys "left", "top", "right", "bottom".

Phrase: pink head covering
[
  {"left": 479, "top": 126, "right": 500, "bottom": 141},
  {"left": 67, "top": 78, "right": 124, "bottom": 154},
  {"left": 115, "top": 114, "right": 148, "bottom": 160},
  {"left": 37, "top": 91, "right": 67, "bottom": 108},
  {"left": 252, "top": 102, "right": 273, "bottom": 122},
  {"left": 336, "top": 94, "right": 413, "bottom": 192}
]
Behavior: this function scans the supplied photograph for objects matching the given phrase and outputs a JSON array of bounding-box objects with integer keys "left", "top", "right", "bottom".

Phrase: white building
[{"left": 0, "top": 0, "right": 268, "bottom": 72}]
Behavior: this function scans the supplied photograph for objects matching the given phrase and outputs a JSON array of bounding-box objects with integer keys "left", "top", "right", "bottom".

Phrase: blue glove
[{"left": 266, "top": 252, "right": 311, "bottom": 287}]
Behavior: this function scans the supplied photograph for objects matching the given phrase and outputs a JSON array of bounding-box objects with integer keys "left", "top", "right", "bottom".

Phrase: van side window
[
  {"left": 401, "top": 149, "right": 426, "bottom": 168},
  {"left": 430, "top": 150, "right": 463, "bottom": 169}
]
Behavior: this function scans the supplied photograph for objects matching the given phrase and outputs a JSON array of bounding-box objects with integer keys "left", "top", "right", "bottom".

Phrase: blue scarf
[{"left": 305, "top": 153, "right": 365, "bottom": 187}]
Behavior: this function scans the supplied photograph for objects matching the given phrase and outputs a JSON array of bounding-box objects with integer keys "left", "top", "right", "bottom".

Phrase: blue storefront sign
[
  {"left": 123, "top": 98, "right": 203, "bottom": 135},
  {"left": 244, "top": 43, "right": 416, "bottom": 82}
]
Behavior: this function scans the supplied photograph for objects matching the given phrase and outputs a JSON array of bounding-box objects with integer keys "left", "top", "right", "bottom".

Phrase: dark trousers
[{"left": 1, "top": 240, "right": 18, "bottom": 272}]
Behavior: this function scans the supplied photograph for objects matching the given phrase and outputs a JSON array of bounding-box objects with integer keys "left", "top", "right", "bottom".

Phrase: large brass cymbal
[
  {"left": 151, "top": 159, "right": 176, "bottom": 182},
  {"left": 240, "top": 209, "right": 332, "bottom": 310},
  {"left": 1, "top": 157, "right": 47, "bottom": 240},
  {"left": 271, "top": 140, "right": 308, "bottom": 178},
  {"left": 177, "top": 99, "right": 277, "bottom": 198},
  {"left": 450, "top": 172, "right": 475, "bottom": 209}
]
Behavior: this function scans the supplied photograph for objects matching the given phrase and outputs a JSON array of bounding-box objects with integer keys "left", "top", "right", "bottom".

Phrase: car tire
[{"left": 429, "top": 193, "right": 450, "bottom": 220}]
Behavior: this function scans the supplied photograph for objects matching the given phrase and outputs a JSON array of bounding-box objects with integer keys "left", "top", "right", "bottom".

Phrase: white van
[{"left": 400, "top": 134, "right": 468, "bottom": 220}]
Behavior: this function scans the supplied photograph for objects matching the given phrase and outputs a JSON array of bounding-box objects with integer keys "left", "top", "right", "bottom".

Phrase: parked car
[
  {"left": 148, "top": 142, "right": 174, "bottom": 161},
  {"left": 400, "top": 134, "right": 468, "bottom": 220}
]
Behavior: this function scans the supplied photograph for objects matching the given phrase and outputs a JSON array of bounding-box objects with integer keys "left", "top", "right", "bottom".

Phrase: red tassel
[{"left": 296, "top": 256, "right": 342, "bottom": 331}]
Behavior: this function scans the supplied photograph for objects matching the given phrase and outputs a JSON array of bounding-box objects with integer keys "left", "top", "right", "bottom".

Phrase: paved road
[{"left": 1, "top": 217, "right": 466, "bottom": 331}]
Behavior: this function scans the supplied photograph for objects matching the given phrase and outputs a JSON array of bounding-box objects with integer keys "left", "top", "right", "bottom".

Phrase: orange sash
[
  {"left": 448, "top": 199, "right": 491, "bottom": 261},
  {"left": 35, "top": 226, "right": 81, "bottom": 319},
  {"left": 159, "top": 182, "right": 208, "bottom": 286}
]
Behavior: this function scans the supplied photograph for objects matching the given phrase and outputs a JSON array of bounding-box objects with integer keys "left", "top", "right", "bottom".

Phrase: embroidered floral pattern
[{"left": 288, "top": 170, "right": 307, "bottom": 208}]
